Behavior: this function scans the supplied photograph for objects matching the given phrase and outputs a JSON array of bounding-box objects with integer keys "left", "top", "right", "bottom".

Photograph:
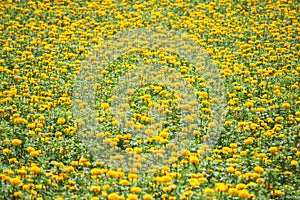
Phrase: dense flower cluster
[{"left": 0, "top": 0, "right": 299, "bottom": 199}]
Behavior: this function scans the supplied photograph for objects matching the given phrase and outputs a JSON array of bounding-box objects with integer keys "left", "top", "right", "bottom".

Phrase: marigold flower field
[{"left": 0, "top": 0, "right": 299, "bottom": 199}]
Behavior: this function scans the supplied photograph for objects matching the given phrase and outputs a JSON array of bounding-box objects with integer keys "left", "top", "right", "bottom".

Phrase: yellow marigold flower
[
  {"left": 249, "top": 123, "right": 258, "bottom": 131},
  {"left": 182, "top": 150, "right": 191, "bottom": 157},
  {"left": 256, "top": 178, "right": 264, "bottom": 184},
  {"left": 3, "top": 169, "right": 14, "bottom": 175},
  {"left": 195, "top": 91, "right": 208, "bottom": 99},
  {"left": 106, "top": 170, "right": 119, "bottom": 178},
  {"left": 244, "top": 137, "right": 254, "bottom": 145},
  {"left": 257, "top": 153, "right": 267, "bottom": 159},
  {"left": 119, "top": 179, "right": 129, "bottom": 186},
  {"left": 3, "top": 138, "right": 10, "bottom": 143},
  {"left": 57, "top": 117, "right": 66, "bottom": 125},
  {"left": 153, "top": 86, "right": 162, "bottom": 93},
  {"left": 10, "top": 177, "right": 23, "bottom": 185},
  {"left": 224, "top": 120, "right": 233, "bottom": 126},
  {"left": 180, "top": 195, "right": 188, "bottom": 200},
  {"left": 227, "top": 167, "right": 235, "bottom": 174},
  {"left": 128, "top": 173, "right": 138, "bottom": 182},
  {"left": 228, "top": 187, "right": 238, "bottom": 195},
  {"left": 30, "top": 166, "right": 42, "bottom": 175},
  {"left": 12, "top": 139, "right": 22, "bottom": 146},
  {"left": 180, "top": 67, "right": 188, "bottom": 73},
  {"left": 161, "top": 194, "right": 169, "bottom": 199},
  {"left": 101, "top": 103, "right": 110, "bottom": 111},
  {"left": 116, "top": 171, "right": 124, "bottom": 178},
  {"left": 17, "top": 169, "right": 27, "bottom": 176},
  {"left": 91, "top": 168, "right": 102, "bottom": 175},
  {"left": 22, "top": 184, "right": 31, "bottom": 191},
  {"left": 266, "top": 118, "right": 274, "bottom": 123},
  {"left": 271, "top": 190, "right": 285, "bottom": 196},
  {"left": 29, "top": 130, "right": 35, "bottom": 137},
  {"left": 36, "top": 184, "right": 43, "bottom": 189},
  {"left": 275, "top": 116, "right": 283, "bottom": 122},
  {"left": 244, "top": 172, "right": 259, "bottom": 179},
  {"left": 3, "top": 148, "right": 11, "bottom": 155},
  {"left": 130, "top": 186, "right": 142, "bottom": 193},
  {"left": 238, "top": 189, "right": 251, "bottom": 198},
  {"left": 189, "top": 178, "right": 200, "bottom": 188},
  {"left": 189, "top": 156, "right": 199, "bottom": 164},
  {"left": 159, "top": 131, "right": 168, "bottom": 139},
  {"left": 229, "top": 143, "right": 238, "bottom": 149},
  {"left": 244, "top": 101, "right": 254, "bottom": 107},
  {"left": 215, "top": 182, "right": 228, "bottom": 192},
  {"left": 13, "top": 117, "right": 28, "bottom": 124},
  {"left": 30, "top": 150, "right": 40, "bottom": 157},
  {"left": 273, "top": 89, "right": 281, "bottom": 95},
  {"left": 162, "top": 175, "right": 172, "bottom": 183},
  {"left": 203, "top": 187, "right": 214, "bottom": 194},
  {"left": 259, "top": 81, "right": 266, "bottom": 88},
  {"left": 291, "top": 160, "right": 298, "bottom": 166},
  {"left": 240, "top": 151, "right": 247, "bottom": 156},
  {"left": 102, "top": 184, "right": 110, "bottom": 190},
  {"left": 142, "top": 194, "right": 153, "bottom": 200},
  {"left": 14, "top": 191, "right": 22, "bottom": 197},
  {"left": 281, "top": 103, "right": 291, "bottom": 109},
  {"left": 89, "top": 185, "right": 101, "bottom": 193},
  {"left": 126, "top": 194, "right": 138, "bottom": 200},
  {"left": 161, "top": 166, "right": 170, "bottom": 174},
  {"left": 68, "top": 180, "right": 76, "bottom": 185},
  {"left": 193, "top": 130, "right": 201, "bottom": 136},
  {"left": 31, "top": 190, "right": 37, "bottom": 195},
  {"left": 257, "top": 107, "right": 266, "bottom": 113},
  {"left": 234, "top": 85, "right": 241, "bottom": 91},
  {"left": 65, "top": 166, "right": 75, "bottom": 173},
  {"left": 184, "top": 115, "right": 194, "bottom": 123},
  {"left": 71, "top": 161, "right": 79, "bottom": 167},
  {"left": 269, "top": 147, "right": 278, "bottom": 154},
  {"left": 254, "top": 166, "right": 264, "bottom": 174},
  {"left": 236, "top": 183, "right": 247, "bottom": 190}
]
